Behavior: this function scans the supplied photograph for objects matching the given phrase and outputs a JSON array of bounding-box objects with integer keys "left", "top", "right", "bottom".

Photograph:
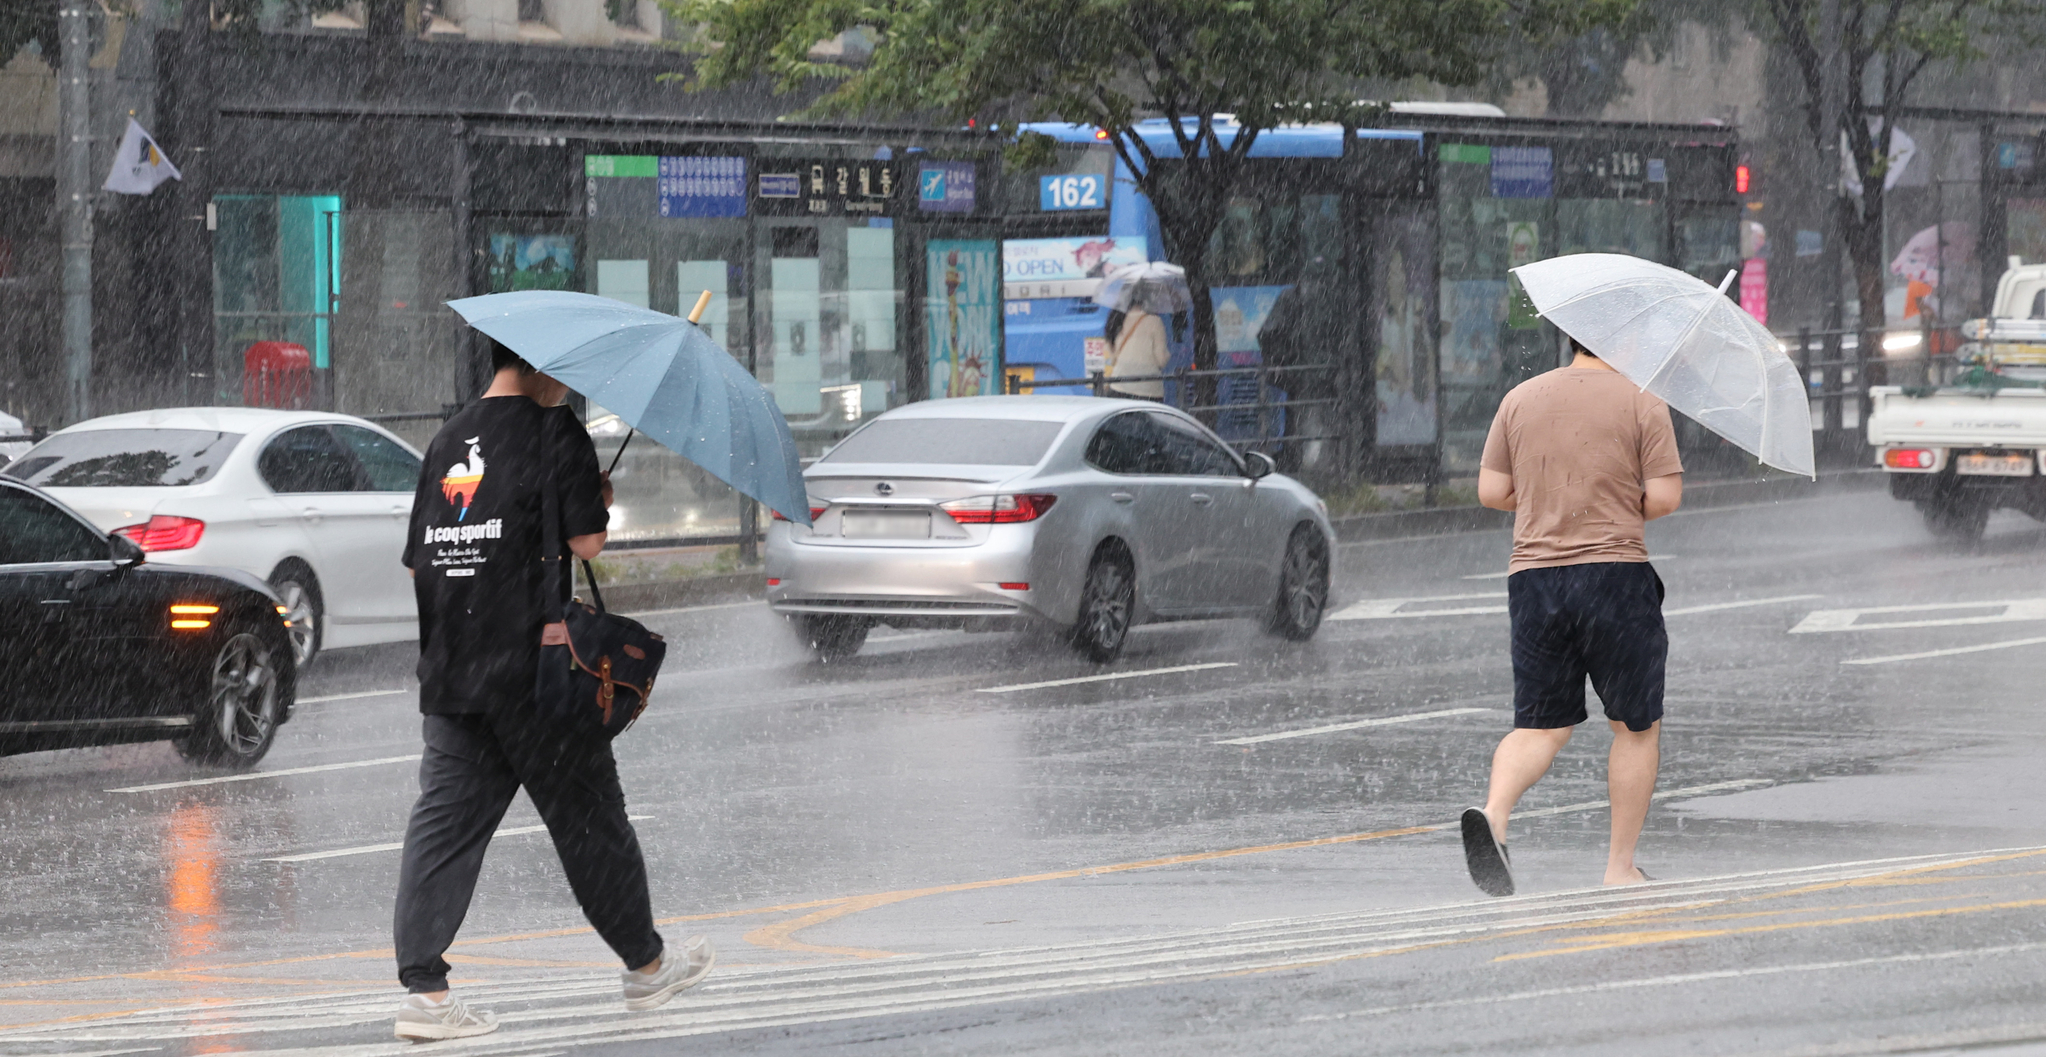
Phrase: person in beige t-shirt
[{"left": 1457, "top": 336, "right": 1684, "bottom": 898}]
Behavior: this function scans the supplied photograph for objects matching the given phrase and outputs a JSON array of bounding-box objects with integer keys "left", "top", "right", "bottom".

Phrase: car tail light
[
  {"left": 1883, "top": 448, "right": 1937, "bottom": 470},
  {"left": 940, "top": 494, "right": 1058, "bottom": 524},
  {"left": 115, "top": 515, "right": 206, "bottom": 551},
  {"left": 999, "top": 582, "right": 1029, "bottom": 591},
  {"left": 772, "top": 505, "right": 827, "bottom": 522},
  {"left": 766, "top": 578, "right": 781, "bottom": 586},
  {"left": 169, "top": 603, "right": 218, "bottom": 630}
]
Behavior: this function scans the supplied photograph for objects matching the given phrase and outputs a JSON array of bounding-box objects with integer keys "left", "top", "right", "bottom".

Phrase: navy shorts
[{"left": 1507, "top": 562, "right": 1666, "bottom": 732}]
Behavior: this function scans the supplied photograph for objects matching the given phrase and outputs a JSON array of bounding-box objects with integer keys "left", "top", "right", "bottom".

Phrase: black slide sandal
[{"left": 1460, "top": 808, "right": 1517, "bottom": 897}]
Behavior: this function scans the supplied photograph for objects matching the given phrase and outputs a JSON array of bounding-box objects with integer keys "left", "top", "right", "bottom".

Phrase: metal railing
[
  {"left": 1008, "top": 362, "right": 1339, "bottom": 454},
  {"left": 1788, "top": 317, "right": 1960, "bottom": 464}
]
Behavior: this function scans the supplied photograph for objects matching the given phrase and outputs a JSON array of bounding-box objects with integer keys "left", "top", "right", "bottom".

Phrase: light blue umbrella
[{"left": 446, "top": 290, "right": 811, "bottom": 525}]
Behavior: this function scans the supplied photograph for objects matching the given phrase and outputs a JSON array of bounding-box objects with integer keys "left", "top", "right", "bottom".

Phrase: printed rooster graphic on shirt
[{"left": 440, "top": 437, "right": 485, "bottom": 520}]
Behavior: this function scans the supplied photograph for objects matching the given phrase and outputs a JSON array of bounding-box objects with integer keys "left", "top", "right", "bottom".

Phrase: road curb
[
  {"left": 1330, "top": 468, "right": 1884, "bottom": 543},
  {"left": 594, "top": 569, "right": 764, "bottom": 611}
]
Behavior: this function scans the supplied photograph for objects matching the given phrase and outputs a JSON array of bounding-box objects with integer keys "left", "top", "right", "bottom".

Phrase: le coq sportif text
[{"left": 423, "top": 519, "right": 505, "bottom": 545}]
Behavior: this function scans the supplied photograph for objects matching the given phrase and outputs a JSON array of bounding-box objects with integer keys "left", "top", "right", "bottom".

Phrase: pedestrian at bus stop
[
  {"left": 1460, "top": 333, "right": 1684, "bottom": 897},
  {"left": 389, "top": 340, "right": 713, "bottom": 1040}
]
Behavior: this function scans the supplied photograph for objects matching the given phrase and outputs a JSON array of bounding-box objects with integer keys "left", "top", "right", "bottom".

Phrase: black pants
[{"left": 393, "top": 665, "right": 663, "bottom": 992}]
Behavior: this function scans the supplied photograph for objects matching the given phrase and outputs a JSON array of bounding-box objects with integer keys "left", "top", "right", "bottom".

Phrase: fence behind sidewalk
[{"left": 1789, "top": 316, "right": 1959, "bottom": 467}]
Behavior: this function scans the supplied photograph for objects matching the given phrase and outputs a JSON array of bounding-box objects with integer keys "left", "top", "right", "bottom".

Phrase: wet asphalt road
[{"left": 6, "top": 485, "right": 2046, "bottom": 1056}]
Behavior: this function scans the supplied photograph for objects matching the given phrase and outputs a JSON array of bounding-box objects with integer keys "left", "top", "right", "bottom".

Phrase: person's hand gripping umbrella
[
  {"left": 1512, "top": 253, "right": 1815, "bottom": 479},
  {"left": 446, "top": 289, "right": 812, "bottom": 525}
]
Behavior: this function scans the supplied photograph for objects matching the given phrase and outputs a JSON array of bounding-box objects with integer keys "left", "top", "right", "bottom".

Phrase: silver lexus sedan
[{"left": 765, "top": 396, "right": 1334, "bottom": 662}]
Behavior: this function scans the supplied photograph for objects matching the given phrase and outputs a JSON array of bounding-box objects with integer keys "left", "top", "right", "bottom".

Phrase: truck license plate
[
  {"left": 1956, "top": 453, "right": 2034, "bottom": 477},
  {"left": 841, "top": 509, "right": 932, "bottom": 539}
]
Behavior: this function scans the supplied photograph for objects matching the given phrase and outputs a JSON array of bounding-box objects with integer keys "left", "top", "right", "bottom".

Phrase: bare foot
[{"left": 1603, "top": 866, "right": 1650, "bottom": 886}]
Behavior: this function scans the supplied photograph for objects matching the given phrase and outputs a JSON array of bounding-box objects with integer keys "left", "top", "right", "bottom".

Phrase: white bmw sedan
[
  {"left": 4, "top": 408, "right": 423, "bottom": 666},
  {"left": 766, "top": 396, "right": 1334, "bottom": 662}
]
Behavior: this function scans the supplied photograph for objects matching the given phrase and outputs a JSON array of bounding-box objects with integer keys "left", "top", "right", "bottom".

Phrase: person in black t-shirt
[{"left": 389, "top": 340, "right": 715, "bottom": 1042}]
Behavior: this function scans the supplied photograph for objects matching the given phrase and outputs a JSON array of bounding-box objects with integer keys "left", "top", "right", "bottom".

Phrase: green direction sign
[
  {"left": 585, "top": 155, "right": 659, "bottom": 178},
  {"left": 1438, "top": 144, "right": 1491, "bottom": 165}
]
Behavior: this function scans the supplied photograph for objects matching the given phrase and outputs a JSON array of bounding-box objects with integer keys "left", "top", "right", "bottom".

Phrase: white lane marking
[
  {"left": 1461, "top": 556, "right": 1675, "bottom": 580},
  {"left": 107, "top": 755, "right": 424, "bottom": 794},
  {"left": 1790, "top": 598, "right": 2046, "bottom": 633},
  {"left": 263, "top": 816, "right": 652, "bottom": 863},
  {"left": 1842, "top": 635, "right": 2046, "bottom": 666},
  {"left": 1664, "top": 594, "right": 1823, "bottom": 617},
  {"left": 1305, "top": 941, "right": 2046, "bottom": 1022},
  {"left": 1513, "top": 778, "right": 1773, "bottom": 820},
  {"left": 977, "top": 662, "right": 1238, "bottom": 694},
  {"left": 1216, "top": 708, "right": 1500, "bottom": 745},
  {"left": 1328, "top": 593, "right": 1507, "bottom": 620},
  {"left": 626, "top": 600, "right": 763, "bottom": 618},
  {"left": 296, "top": 689, "right": 408, "bottom": 705}
]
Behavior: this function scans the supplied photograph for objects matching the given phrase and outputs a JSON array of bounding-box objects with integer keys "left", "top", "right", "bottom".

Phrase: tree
[
  {"left": 1484, "top": 0, "right": 1735, "bottom": 117},
  {"left": 672, "top": 0, "right": 1632, "bottom": 383},
  {"left": 1752, "top": 0, "right": 2042, "bottom": 356}
]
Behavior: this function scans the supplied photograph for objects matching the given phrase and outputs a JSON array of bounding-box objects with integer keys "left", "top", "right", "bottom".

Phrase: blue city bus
[{"left": 999, "top": 112, "right": 1742, "bottom": 480}]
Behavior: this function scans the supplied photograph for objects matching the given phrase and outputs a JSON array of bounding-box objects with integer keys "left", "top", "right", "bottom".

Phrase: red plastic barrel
[{"left": 243, "top": 341, "right": 312, "bottom": 409}]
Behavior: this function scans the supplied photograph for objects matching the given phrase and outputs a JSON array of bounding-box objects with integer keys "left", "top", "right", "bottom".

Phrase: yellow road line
[
  {"left": 1496, "top": 897, "right": 2046, "bottom": 961},
  {"left": 742, "top": 825, "right": 1441, "bottom": 958}
]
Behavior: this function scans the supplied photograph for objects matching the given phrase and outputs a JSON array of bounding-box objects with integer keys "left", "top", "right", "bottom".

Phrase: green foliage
[
  {"left": 1484, "top": 0, "right": 1733, "bottom": 116},
  {"left": 1749, "top": 0, "right": 2043, "bottom": 330}
]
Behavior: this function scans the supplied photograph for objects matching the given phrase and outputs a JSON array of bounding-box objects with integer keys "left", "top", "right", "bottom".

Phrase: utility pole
[{"left": 58, "top": 0, "right": 94, "bottom": 425}]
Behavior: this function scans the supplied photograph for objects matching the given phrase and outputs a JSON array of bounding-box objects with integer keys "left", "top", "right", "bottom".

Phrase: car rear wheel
[
  {"left": 177, "top": 629, "right": 280, "bottom": 769},
  {"left": 1071, "top": 547, "right": 1135, "bottom": 663},
  {"left": 1266, "top": 524, "right": 1329, "bottom": 641},
  {"left": 269, "top": 566, "right": 323, "bottom": 668},
  {"left": 797, "top": 616, "right": 870, "bottom": 662}
]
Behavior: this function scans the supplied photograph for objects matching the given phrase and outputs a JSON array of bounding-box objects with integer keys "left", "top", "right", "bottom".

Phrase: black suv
[{"left": 1, "top": 479, "right": 296, "bottom": 766}]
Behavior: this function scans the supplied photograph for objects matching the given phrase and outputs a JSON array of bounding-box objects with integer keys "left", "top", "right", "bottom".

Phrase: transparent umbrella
[
  {"left": 1512, "top": 252, "right": 1815, "bottom": 479},
  {"left": 1091, "top": 262, "right": 1194, "bottom": 314}
]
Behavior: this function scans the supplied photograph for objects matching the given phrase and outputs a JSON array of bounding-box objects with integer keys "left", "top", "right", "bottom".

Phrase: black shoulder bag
[{"left": 539, "top": 446, "right": 667, "bottom": 739}]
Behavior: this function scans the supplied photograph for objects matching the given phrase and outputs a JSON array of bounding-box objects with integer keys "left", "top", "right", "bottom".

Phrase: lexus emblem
[{"left": 874, "top": 481, "right": 895, "bottom": 496}]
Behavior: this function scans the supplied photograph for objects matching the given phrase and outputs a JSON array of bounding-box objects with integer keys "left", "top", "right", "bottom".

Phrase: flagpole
[{"left": 58, "top": 0, "right": 93, "bottom": 425}]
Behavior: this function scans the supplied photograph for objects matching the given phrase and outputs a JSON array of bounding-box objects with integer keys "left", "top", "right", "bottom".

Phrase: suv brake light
[
  {"left": 114, "top": 515, "right": 206, "bottom": 552},
  {"left": 940, "top": 494, "right": 1058, "bottom": 524}
]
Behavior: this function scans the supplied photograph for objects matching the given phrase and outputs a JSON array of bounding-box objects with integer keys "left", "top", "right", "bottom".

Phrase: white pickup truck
[{"left": 1867, "top": 262, "right": 2046, "bottom": 540}]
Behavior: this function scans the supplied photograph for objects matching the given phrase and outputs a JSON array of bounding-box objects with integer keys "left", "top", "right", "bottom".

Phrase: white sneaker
[
  {"left": 621, "top": 935, "right": 716, "bottom": 1011},
  {"left": 394, "top": 992, "right": 500, "bottom": 1041}
]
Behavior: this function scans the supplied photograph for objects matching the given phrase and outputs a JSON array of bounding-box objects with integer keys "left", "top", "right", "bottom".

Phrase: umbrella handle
[
  {"left": 688, "top": 289, "right": 714, "bottom": 324},
  {"left": 606, "top": 429, "right": 634, "bottom": 476}
]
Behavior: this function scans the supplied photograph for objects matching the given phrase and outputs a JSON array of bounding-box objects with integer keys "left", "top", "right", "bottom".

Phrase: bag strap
[{"left": 539, "top": 425, "right": 568, "bottom": 623}]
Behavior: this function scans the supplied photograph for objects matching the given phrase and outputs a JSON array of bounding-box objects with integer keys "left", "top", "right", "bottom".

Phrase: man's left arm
[
  {"left": 1639, "top": 400, "right": 1684, "bottom": 520},
  {"left": 552, "top": 409, "right": 611, "bottom": 560}
]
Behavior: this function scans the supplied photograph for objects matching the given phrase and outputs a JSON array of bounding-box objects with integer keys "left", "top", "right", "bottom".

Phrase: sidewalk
[{"left": 598, "top": 468, "right": 1888, "bottom": 609}]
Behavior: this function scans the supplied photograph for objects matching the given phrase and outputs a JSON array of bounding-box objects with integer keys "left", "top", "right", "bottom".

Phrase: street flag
[{"left": 103, "top": 118, "right": 182, "bottom": 195}]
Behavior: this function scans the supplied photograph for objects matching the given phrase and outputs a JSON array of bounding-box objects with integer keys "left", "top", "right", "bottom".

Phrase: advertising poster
[
  {"left": 927, "top": 239, "right": 1001, "bottom": 399},
  {"left": 1211, "top": 285, "right": 1291, "bottom": 438},
  {"left": 1003, "top": 236, "right": 1147, "bottom": 285},
  {"left": 1442, "top": 280, "right": 1509, "bottom": 383},
  {"left": 1505, "top": 221, "right": 1541, "bottom": 330},
  {"left": 487, "top": 234, "right": 574, "bottom": 292},
  {"left": 1374, "top": 213, "right": 1437, "bottom": 446}
]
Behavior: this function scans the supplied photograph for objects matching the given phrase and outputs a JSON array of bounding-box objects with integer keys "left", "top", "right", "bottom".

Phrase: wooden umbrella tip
[{"left": 689, "top": 290, "right": 715, "bottom": 324}]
